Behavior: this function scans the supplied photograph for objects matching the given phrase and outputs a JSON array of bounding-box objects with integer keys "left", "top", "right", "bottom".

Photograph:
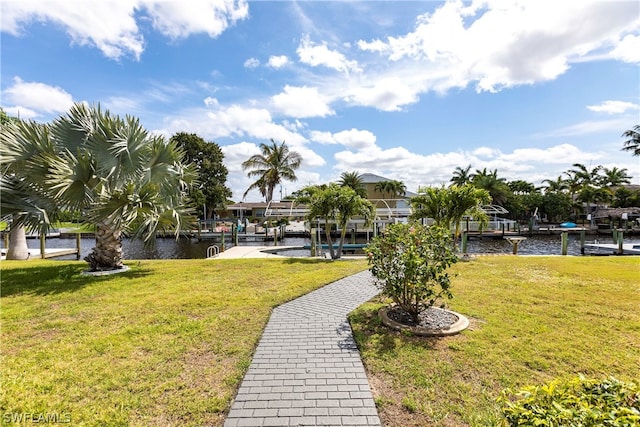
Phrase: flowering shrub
[{"left": 365, "top": 223, "right": 458, "bottom": 323}]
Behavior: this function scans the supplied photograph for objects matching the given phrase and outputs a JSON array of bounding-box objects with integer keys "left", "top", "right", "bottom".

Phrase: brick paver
[{"left": 224, "top": 270, "right": 381, "bottom": 427}]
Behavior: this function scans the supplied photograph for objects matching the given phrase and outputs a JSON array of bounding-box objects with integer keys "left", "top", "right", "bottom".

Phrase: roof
[{"left": 593, "top": 207, "right": 640, "bottom": 218}]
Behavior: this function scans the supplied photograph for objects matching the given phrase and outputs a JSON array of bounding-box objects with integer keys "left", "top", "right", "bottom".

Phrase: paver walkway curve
[{"left": 224, "top": 270, "right": 382, "bottom": 427}]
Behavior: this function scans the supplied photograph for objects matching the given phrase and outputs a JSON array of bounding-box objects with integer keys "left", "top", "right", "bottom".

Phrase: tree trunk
[
  {"left": 6, "top": 219, "right": 30, "bottom": 260},
  {"left": 324, "top": 219, "right": 335, "bottom": 259},
  {"left": 84, "top": 221, "right": 123, "bottom": 271}
]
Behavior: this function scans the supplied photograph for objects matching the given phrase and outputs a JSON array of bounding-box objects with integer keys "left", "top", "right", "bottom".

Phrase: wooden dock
[
  {"left": 582, "top": 243, "right": 640, "bottom": 255},
  {"left": 1, "top": 247, "right": 80, "bottom": 260}
]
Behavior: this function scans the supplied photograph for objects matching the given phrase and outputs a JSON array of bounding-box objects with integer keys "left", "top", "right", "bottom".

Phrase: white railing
[{"left": 206, "top": 245, "right": 220, "bottom": 258}]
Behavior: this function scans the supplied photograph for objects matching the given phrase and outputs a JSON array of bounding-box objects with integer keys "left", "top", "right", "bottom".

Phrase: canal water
[{"left": 18, "top": 233, "right": 639, "bottom": 260}]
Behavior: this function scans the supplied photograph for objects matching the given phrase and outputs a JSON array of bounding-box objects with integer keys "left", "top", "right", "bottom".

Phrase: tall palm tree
[
  {"left": 450, "top": 165, "right": 472, "bottom": 187},
  {"left": 471, "top": 169, "right": 509, "bottom": 206},
  {"left": 2, "top": 103, "right": 196, "bottom": 270},
  {"left": 374, "top": 179, "right": 406, "bottom": 199},
  {"left": 601, "top": 166, "right": 631, "bottom": 187},
  {"left": 541, "top": 176, "right": 568, "bottom": 194},
  {"left": 242, "top": 139, "right": 302, "bottom": 203},
  {"left": 621, "top": 125, "right": 640, "bottom": 156},
  {"left": 338, "top": 171, "right": 367, "bottom": 198}
]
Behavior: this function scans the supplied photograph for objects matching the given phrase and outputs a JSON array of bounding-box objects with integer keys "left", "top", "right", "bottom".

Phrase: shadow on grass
[
  {"left": 0, "top": 262, "right": 151, "bottom": 297},
  {"left": 350, "top": 303, "right": 441, "bottom": 357},
  {"left": 282, "top": 258, "right": 337, "bottom": 265}
]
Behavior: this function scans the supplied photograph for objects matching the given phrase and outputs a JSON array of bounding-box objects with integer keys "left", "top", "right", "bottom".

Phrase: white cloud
[
  {"left": 587, "top": 100, "right": 640, "bottom": 114},
  {"left": 344, "top": 77, "right": 419, "bottom": 111},
  {"left": 271, "top": 86, "right": 334, "bottom": 118},
  {"left": 143, "top": 0, "right": 248, "bottom": 39},
  {"left": 243, "top": 57, "right": 260, "bottom": 68},
  {"left": 3, "top": 77, "right": 74, "bottom": 117},
  {"left": 610, "top": 34, "right": 640, "bottom": 63},
  {"left": 1, "top": 0, "right": 248, "bottom": 60},
  {"left": 357, "top": 38, "right": 389, "bottom": 53},
  {"left": 356, "top": 0, "right": 640, "bottom": 93},
  {"left": 317, "top": 129, "right": 377, "bottom": 151},
  {"left": 537, "top": 118, "right": 629, "bottom": 138},
  {"left": 3, "top": 106, "right": 39, "bottom": 120},
  {"left": 267, "top": 55, "right": 289, "bottom": 69},
  {"left": 473, "top": 147, "right": 500, "bottom": 158},
  {"left": 309, "top": 131, "right": 337, "bottom": 145},
  {"left": 297, "top": 35, "right": 361, "bottom": 74}
]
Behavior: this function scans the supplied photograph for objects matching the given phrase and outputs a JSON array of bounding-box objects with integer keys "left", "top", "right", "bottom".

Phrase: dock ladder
[{"left": 207, "top": 245, "right": 220, "bottom": 258}]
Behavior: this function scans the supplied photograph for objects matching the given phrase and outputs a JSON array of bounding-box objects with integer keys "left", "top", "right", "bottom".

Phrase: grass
[
  {"left": 54, "top": 221, "right": 95, "bottom": 232},
  {"left": 0, "top": 258, "right": 368, "bottom": 426},
  {"left": 349, "top": 256, "right": 640, "bottom": 426}
]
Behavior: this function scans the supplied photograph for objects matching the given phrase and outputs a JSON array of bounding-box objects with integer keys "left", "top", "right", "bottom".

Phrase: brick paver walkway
[{"left": 224, "top": 270, "right": 382, "bottom": 427}]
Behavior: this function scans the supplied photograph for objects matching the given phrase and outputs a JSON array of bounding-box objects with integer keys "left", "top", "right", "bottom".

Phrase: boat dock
[
  {"left": 582, "top": 243, "right": 640, "bottom": 255},
  {"left": 1, "top": 247, "right": 80, "bottom": 260}
]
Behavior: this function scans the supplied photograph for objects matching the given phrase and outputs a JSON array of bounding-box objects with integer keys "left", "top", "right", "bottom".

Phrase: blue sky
[{"left": 2, "top": 0, "right": 639, "bottom": 201}]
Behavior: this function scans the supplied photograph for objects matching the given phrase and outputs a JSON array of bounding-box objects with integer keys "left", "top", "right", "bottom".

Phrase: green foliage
[
  {"left": 296, "top": 183, "right": 374, "bottom": 259},
  {"left": 540, "top": 191, "right": 573, "bottom": 223},
  {"left": 410, "top": 184, "right": 490, "bottom": 241},
  {"left": 365, "top": 223, "right": 458, "bottom": 322},
  {"left": 170, "top": 132, "right": 232, "bottom": 217},
  {"left": 612, "top": 187, "right": 640, "bottom": 208},
  {"left": 241, "top": 139, "right": 302, "bottom": 203},
  {"left": 499, "top": 376, "right": 640, "bottom": 426}
]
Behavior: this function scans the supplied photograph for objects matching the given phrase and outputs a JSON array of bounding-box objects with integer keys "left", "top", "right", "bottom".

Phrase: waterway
[{"left": 15, "top": 233, "right": 639, "bottom": 260}]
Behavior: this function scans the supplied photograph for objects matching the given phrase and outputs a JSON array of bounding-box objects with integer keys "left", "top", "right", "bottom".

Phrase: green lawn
[
  {"left": 2, "top": 256, "right": 638, "bottom": 427},
  {"left": 0, "top": 258, "right": 368, "bottom": 426},
  {"left": 350, "top": 256, "right": 640, "bottom": 426},
  {"left": 54, "top": 221, "right": 95, "bottom": 232}
]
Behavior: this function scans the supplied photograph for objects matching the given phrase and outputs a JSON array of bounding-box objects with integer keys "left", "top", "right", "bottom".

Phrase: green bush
[
  {"left": 365, "top": 223, "right": 458, "bottom": 323},
  {"left": 498, "top": 376, "right": 640, "bottom": 426}
]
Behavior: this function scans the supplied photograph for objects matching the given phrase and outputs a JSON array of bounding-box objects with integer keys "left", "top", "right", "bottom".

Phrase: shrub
[
  {"left": 498, "top": 376, "right": 640, "bottom": 426},
  {"left": 365, "top": 223, "right": 458, "bottom": 323}
]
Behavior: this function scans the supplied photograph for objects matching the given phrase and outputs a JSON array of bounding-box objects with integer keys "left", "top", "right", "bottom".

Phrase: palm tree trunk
[
  {"left": 6, "top": 217, "right": 30, "bottom": 260},
  {"left": 84, "top": 220, "right": 123, "bottom": 270}
]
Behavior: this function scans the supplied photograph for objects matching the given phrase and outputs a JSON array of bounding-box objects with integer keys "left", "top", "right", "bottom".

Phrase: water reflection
[{"left": 24, "top": 233, "right": 638, "bottom": 260}]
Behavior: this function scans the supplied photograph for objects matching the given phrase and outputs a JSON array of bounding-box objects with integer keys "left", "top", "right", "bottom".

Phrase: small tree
[
  {"left": 366, "top": 223, "right": 458, "bottom": 323},
  {"left": 296, "top": 183, "right": 374, "bottom": 259}
]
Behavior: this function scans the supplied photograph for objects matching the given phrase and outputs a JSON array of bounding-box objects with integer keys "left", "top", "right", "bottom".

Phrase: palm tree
[
  {"left": 450, "top": 165, "right": 472, "bottom": 187},
  {"left": 338, "top": 171, "right": 367, "bottom": 198},
  {"left": 410, "top": 184, "right": 490, "bottom": 245},
  {"left": 567, "top": 163, "right": 602, "bottom": 187},
  {"left": 296, "top": 184, "right": 374, "bottom": 259},
  {"left": 621, "top": 125, "right": 640, "bottom": 156},
  {"left": 541, "top": 176, "right": 568, "bottom": 194},
  {"left": 1, "top": 118, "right": 61, "bottom": 260},
  {"left": 601, "top": 166, "right": 631, "bottom": 187},
  {"left": 2, "top": 103, "right": 196, "bottom": 270},
  {"left": 242, "top": 139, "right": 302, "bottom": 203},
  {"left": 471, "top": 169, "right": 509, "bottom": 206},
  {"left": 374, "top": 179, "right": 406, "bottom": 199}
]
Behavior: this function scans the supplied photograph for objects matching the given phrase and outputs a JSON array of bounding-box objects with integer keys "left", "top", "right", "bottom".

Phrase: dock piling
[{"left": 561, "top": 231, "right": 568, "bottom": 255}]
